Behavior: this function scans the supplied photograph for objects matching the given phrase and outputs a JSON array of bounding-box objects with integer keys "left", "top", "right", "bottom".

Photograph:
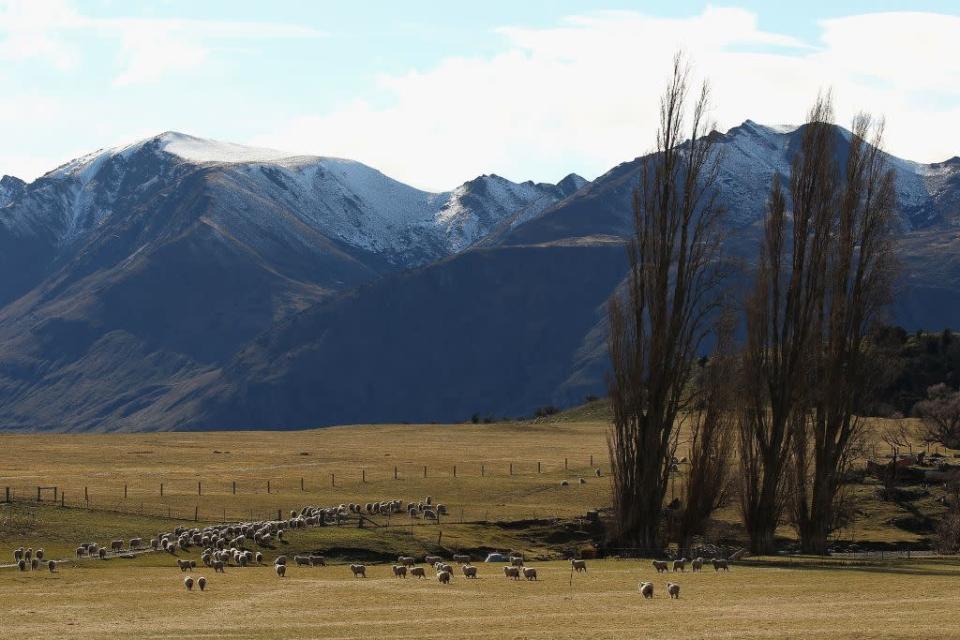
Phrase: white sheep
[
  {"left": 177, "top": 559, "right": 192, "bottom": 571},
  {"left": 437, "top": 570, "right": 452, "bottom": 584},
  {"left": 652, "top": 560, "right": 668, "bottom": 573},
  {"left": 398, "top": 555, "right": 416, "bottom": 566},
  {"left": 522, "top": 567, "right": 538, "bottom": 581},
  {"left": 461, "top": 564, "right": 478, "bottom": 578},
  {"left": 48, "top": 560, "right": 57, "bottom": 573},
  {"left": 639, "top": 581, "right": 654, "bottom": 599},
  {"left": 410, "top": 567, "right": 426, "bottom": 579},
  {"left": 35, "top": 549, "right": 44, "bottom": 561},
  {"left": 571, "top": 559, "right": 587, "bottom": 573},
  {"left": 673, "top": 558, "right": 686, "bottom": 572},
  {"left": 31, "top": 558, "right": 38, "bottom": 570},
  {"left": 713, "top": 558, "right": 730, "bottom": 571},
  {"left": 13, "top": 547, "right": 23, "bottom": 562},
  {"left": 310, "top": 555, "right": 326, "bottom": 566},
  {"left": 691, "top": 557, "right": 703, "bottom": 572},
  {"left": 197, "top": 576, "right": 207, "bottom": 591},
  {"left": 184, "top": 576, "right": 194, "bottom": 591},
  {"left": 276, "top": 564, "right": 286, "bottom": 578},
  {"left": 17, "top": 559, "right": 26, "bottom": 572},
  {"left": 295, "top": 555, "right": 311, "bottom": 567},
  {"left": 350, "top": 564, "right": 366, "bottom": 578},
  {"left": 667, "top": 582, "right": 680, "bottom": 599},
  {"left": 424, "top": 554, "right": 442, "bottom": 565},
  {"left": 452, "top": 553, "right": 470, "bottom": 563},
  {"left": 503, "top": 566, "right": 520, "bottom": 580},
  {"left": 274, "top": 555, "right": 287, "bottom": 566},
  {"left": 393, "top": 564, "right": 408, "bottom": 578}
]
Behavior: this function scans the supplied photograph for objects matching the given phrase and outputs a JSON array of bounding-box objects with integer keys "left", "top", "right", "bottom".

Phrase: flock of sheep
[{"left": 8, "top": 494, "right": 733, "bottom": 601}]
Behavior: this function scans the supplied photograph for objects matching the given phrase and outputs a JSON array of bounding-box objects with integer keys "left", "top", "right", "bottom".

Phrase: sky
[{"left": 2, "top": 0, "right": 960, "bottom": 192}]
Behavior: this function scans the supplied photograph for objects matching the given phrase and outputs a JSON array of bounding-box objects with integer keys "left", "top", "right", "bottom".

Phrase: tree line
[{"left": 606, "top": 53, "right": 908, "bottom": 555}]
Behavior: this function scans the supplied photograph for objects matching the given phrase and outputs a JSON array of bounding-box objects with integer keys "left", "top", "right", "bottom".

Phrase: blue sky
[{"left": 2, "top": 1, "right": 959, "bottom": 190}]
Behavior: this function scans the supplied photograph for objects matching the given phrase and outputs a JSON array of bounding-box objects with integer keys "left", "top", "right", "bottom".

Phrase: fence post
[
  {"left": 362, "top": 470, "right": 365, "bottom": 484},
  {"left": 267, "top": 481, "right": 271, "bottom": 494},
  {"left": 509, "top": 463, "right": 513, "bottom": 476},
  {"left": 538, "top": 461, "right": 541, "bottom": 473},
  {"left": 4, "top": 487, "right": 9, "bottom": 502},
  {"left": 481, "top": 464, "right": 484, "bottom": 477},
  {"left": 277, "top": 509, "right": 282, "bottom": 521},
  {"left": 331, "top": 473, "right": 335, "bottom": 487},
  {"left": 232, "top": 481, "right": 236, "bottom": 495},
  {"left": 194, "top": 506, "right": 198, "bottom": 521},
  {"left": 124, "top": 484, "right": 128, "bottom": 499},
  {"left": 565, "top": 458, "right": 568, "bottom": 470},
  {"left": 198, "top": 481, "right": 202, "bottom": 496},
  {"left": 423, "top": 465, "right": 427, "bottom": 478},
  {"left": 453, "top": 465, "right": 457, "bottom": 478},
  {"left": 301, "top": 477, "right": 305, "bottom": 491},
  {"left": 37, "top": 486, "right": 40, "bottom": 502},
  {"left": 61, "top": 492, "right": 65, "bottom": 508},
  {"left": 394, "top": 466, "right": 398, "bottom": 480},
  {"left": 84, "top": 486, "right": 89, "bottom": 503},
  {"left": 590, "top": 454, "right": 594, "bottom": 466},
  {"left": 160, "top": 483, "right": 164, "bottom": 497}
]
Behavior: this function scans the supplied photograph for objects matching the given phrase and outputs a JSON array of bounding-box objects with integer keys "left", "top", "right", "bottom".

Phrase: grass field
[{"left": 2, "top": 410, "right": 958, "bottom": 638}]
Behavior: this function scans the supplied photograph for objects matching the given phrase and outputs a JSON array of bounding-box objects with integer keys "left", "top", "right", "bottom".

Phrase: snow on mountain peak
[{"left": 157, "top": 132, "right": 299, "bottom": 165}]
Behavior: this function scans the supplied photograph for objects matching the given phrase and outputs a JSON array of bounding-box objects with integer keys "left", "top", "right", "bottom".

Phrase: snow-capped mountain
[
  {"left": 0, "top": 175, "right": 25, "bottom": 207},
  {"left": 3, "top": 132, "right": 583, "bottom": 269}
]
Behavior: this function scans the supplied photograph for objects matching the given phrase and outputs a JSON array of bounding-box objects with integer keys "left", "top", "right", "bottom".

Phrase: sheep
[
  {"left": 595, "top": 468, "right": 602, "bottom": 477},
  {"left": 398, "top": 555, "right": 416, "bottom": 566},
  {"left": 274, "top": 555, "right": 287, "bottom": 566},
  {"left": 712, "top": 558, "right": 730, "bottom": 572},
  {"left": 294, "top": 555, "right": 311, "bottom": 567},
  {"left": 212, "top": 560, "right": 225, "bottom": 573},
  {"left": 48, "top": 560, "right": 57, "bottom": 573},
  {"left": 111, "top": 539, "right": 124, "bottom": 552},
  {"left": 437, "top": 570, "right": 452, "bottom": 584},
  {"left": 673, "top": 558, "right": 686, "bottom": 572},
  {"left": 25, "top": 548, "right": 32, "bottom": 561},
  {"left": 309, "top": 555, "right": 326, "bottom": 566},
  {"left": 184, "top": 576, "right": 194, "bottom": 591},
  {"left": 652, "top": 560, "right": 669, "bottom": 573},
  {"left": 197, "top": 576, "right": 207, "bottom": 592},
  {"left": 98, "top": 548, "right": 107, "bottom": 559},
  {"left": 255, "top": 552, "right": 263, "bottom": 564},
  {"left": 177, "top": 559, "right": 192, "bottom": 572},
  {"left": 129, "top": 538, "right": 142, "bottom": 550},
  {"left": 17, "top": 559, "right": 26, "bottom": 572},
  {"left": 503, "top": 566, "right": 520, "bottom": 580},
  {"left": 691, "top": 557, "right": 703, "bottom": 572},
  {"left": 13, "top": 547, "right": 23, "bottom": 562},
  {"left": 35, "top": 549, "right": 44, "bottom": 561},
  {"left": 75, "top": 546, "right": 86, "bottom": 558},
  {"left": 410, "top": 567, "right": 426, "bottom": 579},
  {"left": 571, "top": 559, "right": 587, "bottom": 573},
  {"left": 522, "top": 567, "right": 538, "bottom": 581},
  {"left": 578, "top": 478, "right": 587, "bottom": 485},
  {"left": 350, "top": 564, "right": 366, "bottom": 578},
  {"left": 510, "top": 557, "right": 524, "bottom": 567},
  {"left": 276, "top": 564, "right": 286, "bottom": 578},
  {"left": 560, "top": 480, "right": 569, "bottom": 487},
  {"left": 31, "top": 558, "right": 39, "bottom": 571},
  {"left": 461, "top": 564, "right": 478, "bottom": 578},
  {"left": 424, "top": 554, "right": 442, "bottom": 565},
  {"left": 392, "top": 564, "right": 408, "bottom": 578},
  {"left": 667, "top": 582, "right": 680, "bottom": 599},
  {"left": 639, "top": 581, "right": 654, "bottom": 598},
  {"left": 452, "top": 553, "right": 471, "bottom": 563},
  {"left": 436, "top": 562, "right": 453, "bottom": 574}
]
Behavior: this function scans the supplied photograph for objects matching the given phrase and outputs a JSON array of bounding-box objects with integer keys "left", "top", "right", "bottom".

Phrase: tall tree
[
  {"left": 607, "top": 54, "right": 726, "bottom": 551},
  {"left": 738, "top": 97, "right": 837, "bottom": 555},
  {"left": 793, "top": 112, "right": 897, "bottom": 553}
]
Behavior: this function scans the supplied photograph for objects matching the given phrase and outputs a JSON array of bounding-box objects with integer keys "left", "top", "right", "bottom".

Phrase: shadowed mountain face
[{"left": 0, "top": 123, "right": 957, "bottom": 432}]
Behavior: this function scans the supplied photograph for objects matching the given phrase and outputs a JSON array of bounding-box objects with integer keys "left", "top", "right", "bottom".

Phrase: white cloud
[
  {"left": 0, "top": 0, "right": 324, "bottom": 85},
  {"left": 251, "top": 8, "right": 960, "bottom": 191}
]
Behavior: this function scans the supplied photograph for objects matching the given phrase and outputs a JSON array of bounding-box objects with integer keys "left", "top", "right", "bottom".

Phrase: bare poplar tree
[
  {"left": 677, "top": 314, "right": 735, "bottom": 552},
  {"left": 607, "top": 53, "right": 726, "bottom": 551},
  {"left": 738, "top": 96, "right": 837, "bottom": 555},
  {"left": 793, "top": 112, "right": 897, "bottom": 553}
]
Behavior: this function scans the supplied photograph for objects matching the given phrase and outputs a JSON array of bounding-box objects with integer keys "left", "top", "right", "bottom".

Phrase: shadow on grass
[{"left": 738, "top": 556, "right": 960, "bottom": 577}]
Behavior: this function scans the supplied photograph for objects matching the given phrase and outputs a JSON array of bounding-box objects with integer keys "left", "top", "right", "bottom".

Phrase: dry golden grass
[{"left": 2, "top": 555, "right": 960, "bottom": 640}]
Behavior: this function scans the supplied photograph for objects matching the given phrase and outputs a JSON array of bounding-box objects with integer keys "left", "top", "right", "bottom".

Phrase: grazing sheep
[
  {"left": 212, "top": 560, "right": 225, "bottom": 573},
  {"left": 31, "top": 558, "right": 38, "bottom": 570},
  {"left": 652, "top": 560, "right": 669, "bottom": 573},
  {"left": 294, "top": 555, "right": 311, "bottom": 567},
  {"left": 510, "top": 557, "right": 524, "bottom": 567},
  {"left": 309, "top": 555, "right": 326, "bottom": 566},
  {"left": 255, "top": 552, "right": 263, "bottom": 564},
  {"left": 25, "top": 548, "right": 32, "bottom": 561},
  {"left": 595, "top": 468, "right": 602, "bottom": 477},
  {"left": 274, "top": 555, "right": 287, "bottom": 566},
  {"left": 47, "top": 560, "right": 56, "bottom": 573},
  {"left": 503, "top": 566, "right": 520, "bottom": 580},
  {"left": 13, "top": 547, "right": 23, "bottom": 562},
  {"left": 17, "top": 559, "right": 26, "bottom": 572},
  {"left": 639, "top": 581, "right": 654, "bottom": 599},
  {"left": 437, "top": 570, "right": 452, "bottom": 584},
  {"left": 398, "top": 555, "right": 416, "bottom": 566},
  {"left": 673, "top": 558, "right": 686, "bottom": 572},
  {"left": 410, "top": 567, "right": 426, "bottom": 579},
  {"left": 111, "top": 540, "right": 124, "bottom": 552},
  {"left": 424, "top": 555, "right": 442, "bottom": 565},
  {"left": 177, "top": 559, "right": 192, "bottom": 572},
  {"left": 452, "top": 554, "right": 470, "bottom": 563},
  {"left": 461, "top": 565, "right": 478, "bottom": 579},
  {"left": 276, "top": 564, "right": 286, "bottom": 578},
  {"left": 522, "top": 567, "right": 538, "bottom": 581},
  {"left": 75, "top": 546, "right": 86, "bottom": 558},
  {"left": 571, "top": 559, "right": 587, "bottom": 573},
  {"left": 712, "top": 558, "right": 730, "bottom": 572},
  {"left": 350, "top": 564, "right": 366, "bottom": 578},
  {"left": 560, "top": 480, "right": 569, "bottom": 487},
  {"left": 691, "top": 557, "right": 703, "bottom": 572},
  {"left": 129, "top": 538, "right": 142, "bottom": 550},
  {"left": 392, "top": 564, "right": 408, "bottom": 578},
  {"left": 197, "top": 576, "right": 207, "bottom": 591},
  {"left": 667, "top": 582, "right": 680, "bottom": 599},
  {"left": 578, "top": 478, "right": 587, "bottom": 485},
  {"left": 184, "top": 576, "right": 194, "bottom": 591},
  {"left": 98, "top": 548, "right": 107, "bottom": 559},
  {"left": 35, "top": 549, "right": 44, "bottom": 561}
]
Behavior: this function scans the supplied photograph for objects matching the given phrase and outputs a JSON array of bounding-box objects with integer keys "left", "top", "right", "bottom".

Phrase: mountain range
[{"left": 0, "top": 122, "right": 958, "bottom": 432}]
